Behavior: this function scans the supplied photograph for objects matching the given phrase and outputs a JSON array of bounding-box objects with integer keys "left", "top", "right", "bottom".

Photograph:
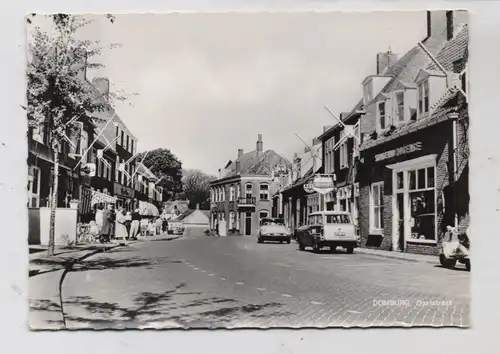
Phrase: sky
[{"left": 34, "top": 12, "right": 427, "bottom": 176}]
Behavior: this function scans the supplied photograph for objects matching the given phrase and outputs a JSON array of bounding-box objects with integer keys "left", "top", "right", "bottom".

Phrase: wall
[{"left": 39, "top": 207, "right": 78, "bottom": 246}]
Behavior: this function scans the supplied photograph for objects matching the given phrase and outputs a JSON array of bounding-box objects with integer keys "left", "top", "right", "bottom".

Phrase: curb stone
[{"left": 355, "top": 248, "right": 438, "bottom": 264}]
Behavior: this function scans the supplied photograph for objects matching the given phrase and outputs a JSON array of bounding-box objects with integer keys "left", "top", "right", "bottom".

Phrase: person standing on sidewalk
[
  {"left": 156, "top": 216, "right": 163, "bottom": 235},
  {"left": 95, "top": 204, "right": 104, "bottom": 234},
  {"left": 129, "top": 208, "right": 141, "bottom": 240},
  {"left": 114, "top": 206, "right": 128, "bottom": 241},
  {"left": 100, "top": 204, "right": 114, "bottom": 243}
]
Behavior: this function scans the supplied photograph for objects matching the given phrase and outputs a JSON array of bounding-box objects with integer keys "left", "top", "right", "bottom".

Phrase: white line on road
[
  {"left": 236, "top": 282, "right": 244, "bottom": 285},
  {"left": 220, "top": 277, "right": 226, "bottom": 280},
  {"left": 256, "top": 288, "right": 267, "bottom": 291},
  {"left": 201, "top": 270, "right": 206, "bottom": 273},
  {"left": 347, "top": 310, "right": 363, "bottom": 314},
  {"left": 310, "top": 301, "right": 323, "bottom": 305},
  {"left": 208, "top": 274, "right": 215, "bottom": 276},
  {"left": 193, "top": 268, "right": 199, "bottom": 270},
  {"left": 281, "top": 294, "right": 292, "bottom": 298}
]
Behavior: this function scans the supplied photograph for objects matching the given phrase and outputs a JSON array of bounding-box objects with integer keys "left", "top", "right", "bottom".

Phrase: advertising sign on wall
[
  {"left": 375, "top": 142, "right": 423, "bottom": 162},
  {"left": 311, "top": 174, "right": 336, "bottom": 195}
]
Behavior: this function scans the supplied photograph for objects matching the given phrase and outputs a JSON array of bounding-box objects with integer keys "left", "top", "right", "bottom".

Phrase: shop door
[
  {"left": 245, "top": 212, "right": 252, "bottom": 235},
  {"left": 396, "top": 193, "right": 405, "bottom": 252}
]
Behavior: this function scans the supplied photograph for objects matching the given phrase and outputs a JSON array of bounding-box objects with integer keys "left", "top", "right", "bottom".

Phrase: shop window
[
  {"left": 408, "top": 165, "right": 437, "bottom": 241},
  {"left": 408, "top": 170, "right": 416, "bottom": 190},
  {"left": 396, "top": 171, "right": 404, "bottom": 190},
  {"left": 370, "top": 182, "right": 384, "bottom": 231},
  {"left": 378, "top": 101, "right": 386, "bottom": 130},
  {"left": 260, "top": 183, "right": 269, "bottom": 200},
  {"left": 396, "top": 91, "right": 405, "bottom": 122}
]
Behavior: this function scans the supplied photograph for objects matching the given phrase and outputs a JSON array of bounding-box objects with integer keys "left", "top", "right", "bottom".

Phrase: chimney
[
  {"left": 256, "top": 134, "right": 263, "bottom": 155},
  {"left": 235, "top": 160, "right": 241, "bottom": 175},
  {"left": 92, "top": 77, "right": 110, "bottom": 100},
  {"left": 218, "top": 168, "right": 222, "bottom": 179},
  {"left": 238, "top": 149, "right": 244, "bottom": 158},
  {"left": 376, "top": 50, "right": 399, "bottom": 74}
]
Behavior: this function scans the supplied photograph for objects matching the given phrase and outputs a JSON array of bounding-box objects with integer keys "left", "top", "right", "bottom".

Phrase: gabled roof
[
  {"left": 428, "top": 25, "right": 468, "bottom": 73},
  {"left": 318, "top": 98, "right": 365, "bottom": 141},
  {"left": 219, "top": 149, "right": 291, "bottom": 179}
]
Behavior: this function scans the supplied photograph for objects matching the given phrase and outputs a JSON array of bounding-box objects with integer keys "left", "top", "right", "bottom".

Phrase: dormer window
[
  {"left": 418, "top": 80, "right": 429, "bottom": 116},
  {"left": 395, "top": 91, "right": 405, "bottom": 122},
  {"left": 363, "top": 80, "right": 373, "bottom": 104},
  {"left": 378, "top": 101, "right": 386, "bottom": 130}
]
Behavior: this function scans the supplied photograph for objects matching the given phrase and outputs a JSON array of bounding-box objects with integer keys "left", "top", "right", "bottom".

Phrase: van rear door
[{"left": 323, "top": 214, "right": 356, "bottom": 241}]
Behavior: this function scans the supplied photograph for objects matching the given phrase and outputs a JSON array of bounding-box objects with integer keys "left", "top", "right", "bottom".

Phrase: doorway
[
  {"left": 396, "top": 193, "right": 405, "bottom": 252},
  {"left": 245, "top": 212, "right": 252, "bottom": 235}
]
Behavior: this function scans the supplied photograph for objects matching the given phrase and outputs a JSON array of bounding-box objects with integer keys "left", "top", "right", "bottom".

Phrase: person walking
[
  {"left": 114, "top": 206, "right": 128, "bottom": 242},
  {"left": 95, "top": 204, "right": 104, "bottom": 234},
  {"left": 156, "top": 216, "right": 162, "bottom": 235},
  {"left": 129, "top": 208, "right": 141, "bottom": 240},
  {"left": 100, "top": 204, "right": 114, "bottom": 243}
]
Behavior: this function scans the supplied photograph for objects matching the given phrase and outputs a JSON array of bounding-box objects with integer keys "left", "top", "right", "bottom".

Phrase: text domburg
[{"left": 374, "top": 142, "right": 423, "bottom": 162}]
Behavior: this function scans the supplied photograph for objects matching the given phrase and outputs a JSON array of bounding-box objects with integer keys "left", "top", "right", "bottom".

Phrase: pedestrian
[
  {"left": 125, "top": 210, "right": 132, "bottom": 238},
  {"left": 129, "top": 208, "right": 141, "bottom": 240},
  {"left": 99, "top": 204, "right": 114, "bottom": 243},
  {"left": 215, "top": 218, "right": 220, "bottom": 237},
  {"left": 114, "top": 206, "right": 128, "bottom": 241},
  {"left": 156, "top": 216, "right": 162, "bottom": 235},
  {"left": 95, "top": 204, "right": 104, "bottom": 234},
  {"left": 162, "top": 217, "right": 168, "bottom": 234}
]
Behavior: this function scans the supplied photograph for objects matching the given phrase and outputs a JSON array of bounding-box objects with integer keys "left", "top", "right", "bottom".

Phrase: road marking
[
  {"left": 220, "top": 277, "right": 226, "bottom": 280},
  {"left": 338, "top": 263, "right": 402, "bottom": 267},
  {"left": 256, "top": 288, "right": 267, "bottom": 291},
  {"left": 394, "top": 321, "right": 412, "bottom": 327},
  {"left": 311, "top": 301, "right": 323, "bottom": 305},
  {"left": 208, "top": 273, "right": 215, "bottom": 276},
  {"left": 201, "top": 270, "right": 206, "bottom": 273},
  {"left": 347, "top": 310, "right": 362, "bottom": 314},
  {"left": 236, "top": 282, "right": 244, "bottom": 285},
  {"left": 193, "top": 268, "right": 199, "bottom": 270},
  {"left": 281, "top": 294, "right": 292, "bottom": 298}
]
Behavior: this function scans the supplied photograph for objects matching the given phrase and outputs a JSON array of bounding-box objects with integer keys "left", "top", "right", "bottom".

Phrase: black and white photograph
[{"left": 26, "top": 10, "right": 470, "bottom": 330}]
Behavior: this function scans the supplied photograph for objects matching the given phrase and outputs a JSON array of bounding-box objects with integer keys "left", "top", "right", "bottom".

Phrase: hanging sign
[
  {"left": 311, "top": 174, "right": 336, "bottom": 195},
  {"left": 375, "top": 142, "right": 422, "bottom": 162},
  {"left": 303, "top": 178, "right": 315, "bottom": 193}
]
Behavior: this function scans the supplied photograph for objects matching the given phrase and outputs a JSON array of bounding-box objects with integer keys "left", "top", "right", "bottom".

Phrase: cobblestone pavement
[{"left": 29, "top": 228, "right": 470, "bottom": 329}]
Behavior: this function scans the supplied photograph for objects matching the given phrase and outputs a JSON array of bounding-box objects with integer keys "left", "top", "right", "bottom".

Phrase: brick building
[
  {"left": 210, "top": 134, "right": 291, "bottom": 236},
  {"left": 357, "top": 11, "right": 469, "bottom": 255}
]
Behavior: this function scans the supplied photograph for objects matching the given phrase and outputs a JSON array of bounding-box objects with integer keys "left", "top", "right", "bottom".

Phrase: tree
[
  {"left": 26, "top": 14, "right": 124, "bottom": 255},
  {"left": 136, "top": 149, "right": 184, "bottom": 199},
  {"left": 182, "top": 169, "right": 216, "bottom": 210}
]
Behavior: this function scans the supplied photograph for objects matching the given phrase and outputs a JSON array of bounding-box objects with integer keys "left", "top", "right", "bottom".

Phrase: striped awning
[{"left": 91, "top": 190, "right": 117, "bottom": 206}]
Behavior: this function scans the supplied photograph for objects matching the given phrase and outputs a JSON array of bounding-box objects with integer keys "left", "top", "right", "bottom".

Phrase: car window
[{"left": 326, "top": 214, "right": 351, "bottom": 224}]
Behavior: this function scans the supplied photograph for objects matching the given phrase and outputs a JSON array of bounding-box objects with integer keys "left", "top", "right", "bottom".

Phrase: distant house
[
  {"left": 162, "top": 200, "right": 189, "bottom": 220},
  {"left": 209, "top": 134, "right": 291, "bottom": 236}
]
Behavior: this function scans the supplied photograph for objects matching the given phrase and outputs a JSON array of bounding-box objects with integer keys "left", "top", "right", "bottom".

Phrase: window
[
  {"left": 211, "top": 188, "right": 214, "bottom": 202},
  {"left": 126, "top": 135, "right": 129, "bottom": 152},
  {"left": 378, "top": 101, "right": 386, "bottom": 130},
  {"left": 363, "top": 81, "right": 373, "bottom": 104},
  {"left": 353, "top": 123, "right": 360, "bottom": 157},
  {"left": 115, "top": 156, "right": 120, "bottom": 182},
  {"left": 229, "top": 211, "right": 235, "bottom": 229},
  {"left": 32, "top": 125, "right": 45, "bottom": 144},
  {"left": 260, "top": 210, "right": 269, "bottom": 219},
  {"left": 131, "top": 140, "right": 135, "bottom": 155},
  {"left": 446, "top": 11, "right": 454, "bottom": 40},
  {"left": 120, "top": 130, "right": 124, "bottom": 147},
  {"left": 27, "top": 166, "right": 40, "bottom": 207},
  {"left": 260, "top": 183, "right": 269, "bottom": 200},
  {"left": 325, "top": 137, "right": 335, "bottom": 174},
  {"left": 220, "top": 186, "right": 225, "bottom": 201},
  {"left": 460, "top": 69, "right": 468, "bottom": 94},
  {"left": 245, "top": 183, "right": 253, "bottom": 199},
  {"left": 370, "top": 182, "right": 384, "bottom": 231},
  {"left": 408, "top": 166, "right": 436, "bottom": 241},
  {"left": 339, "top": 130, "right": 348, "bottom": 169},
  {"left": 229, "top": 185, "right": 235, "bottom": 201},
  {"left": 236, "top": 184, "right": 241, "bottom": 200},
  {"left": 418, "top": 80, "right": 429, "bottom": 115},
  {"left": 326, "top": 214, "right": 351, "bottom": 224},
  {"left": 396, "top": 91, "right": 405, "bottom": 122}
]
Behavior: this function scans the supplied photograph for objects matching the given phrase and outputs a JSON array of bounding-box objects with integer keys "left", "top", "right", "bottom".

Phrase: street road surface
[{"left": 30, "top": 228, "right": 470, "bottom": 329}]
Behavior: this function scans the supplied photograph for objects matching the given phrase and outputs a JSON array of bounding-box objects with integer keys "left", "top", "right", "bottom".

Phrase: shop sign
[
  {"left": 303, "top": 179, "right": 315, "bottom": 193},
  {"left": 375, "top": 142, "right": 422, "bottom": 162},
  {"left": 311, "top": 174, "right": 336, "bottom": 195}
]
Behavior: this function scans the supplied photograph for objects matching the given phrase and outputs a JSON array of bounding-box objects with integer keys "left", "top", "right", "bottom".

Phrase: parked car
[
  {"left": 167, "top": 221, "right": 184, "bottom": 235},
  {"left": 439, "top": 225, "right": 470, "bottom": 271},
  {"left": 257, "top": 218, "right": 292, "bottom": 244},
  {"left": 296, "top": 211, "right": 358, "bottom": 253}
]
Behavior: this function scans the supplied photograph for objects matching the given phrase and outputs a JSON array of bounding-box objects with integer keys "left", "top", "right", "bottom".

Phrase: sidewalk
[
  {"left": 355, "top": 247, "right": 438, "bottom": 264},
  {"left": 136, "top": 233, "right": 183, "bottom": 242},
  {"left": 29, "top": 244, "right": 123, "bottom": 276}
]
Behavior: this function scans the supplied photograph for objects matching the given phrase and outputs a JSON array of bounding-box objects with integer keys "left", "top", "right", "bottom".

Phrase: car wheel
[
  {"left": 329, "top": 245, "right": 336, "bottom": 253},
  {"left": 286, "top": 238, "right": 291, "bottom": 244},
  {"left": 346, "top": 246, "right": 354, "bottom": 254},
  {"left": 312, "top": 240, "right": 320, "bottom": 253},
  {"left": 465, "top": 259, "right": 471, "bottom": 271},
  {"left": 257, "top": 237, "right": 262, "bottom": 243},
  {"left": 298, "top": 240, "right": 305, "bottom": 251}
]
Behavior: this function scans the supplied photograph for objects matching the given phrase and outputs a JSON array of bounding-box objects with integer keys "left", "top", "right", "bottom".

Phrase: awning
[
  {"left": 91, "top": 190, "right": 117, "bottom": 206},
  {"left": 139, "top": 201, "right": 159, "bottom": 216}
]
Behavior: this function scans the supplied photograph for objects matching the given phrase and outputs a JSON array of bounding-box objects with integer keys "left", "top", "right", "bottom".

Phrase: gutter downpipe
[{"left": 450, "top": 113, "right": 459, "bottom": 229}]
